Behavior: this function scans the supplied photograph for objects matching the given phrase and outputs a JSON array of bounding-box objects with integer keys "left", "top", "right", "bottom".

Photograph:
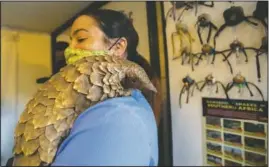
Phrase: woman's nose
[{"left": 69, "top": 41, "right": 77, "bottom": 49}]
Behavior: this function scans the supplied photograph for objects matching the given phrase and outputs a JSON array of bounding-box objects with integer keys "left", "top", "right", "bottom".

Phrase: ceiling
[{"left": 1, "top": 1, "right": 93, "bottom": 33}]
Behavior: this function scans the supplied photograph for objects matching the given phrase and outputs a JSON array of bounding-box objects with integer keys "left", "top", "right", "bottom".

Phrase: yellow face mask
[{"left": 64, "top": 47, "right": 110, "bottom": 64}]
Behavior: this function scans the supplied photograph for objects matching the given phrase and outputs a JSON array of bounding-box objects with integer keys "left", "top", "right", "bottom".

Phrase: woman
[{"left": 50, "top": 9, "right": 161, "bottom": 166}]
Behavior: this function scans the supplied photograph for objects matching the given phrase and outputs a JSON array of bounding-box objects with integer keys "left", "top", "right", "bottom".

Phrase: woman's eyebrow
[{"left": 72, "top": 28, "right": 89, "bottom": 36}]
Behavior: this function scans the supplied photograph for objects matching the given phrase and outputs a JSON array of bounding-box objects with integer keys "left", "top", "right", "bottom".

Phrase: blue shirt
[{"left": 51, "top": 89, "right": 159, "bottom": 166}]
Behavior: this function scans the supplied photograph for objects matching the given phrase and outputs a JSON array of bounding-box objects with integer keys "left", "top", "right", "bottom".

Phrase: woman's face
[{"left": 69, "top": 15, "right": 108, "bottom": 51}]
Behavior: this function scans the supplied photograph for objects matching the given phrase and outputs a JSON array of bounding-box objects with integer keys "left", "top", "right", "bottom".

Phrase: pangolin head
[{"left": 124, "top": 61, "right": 157, "bottom": 93}]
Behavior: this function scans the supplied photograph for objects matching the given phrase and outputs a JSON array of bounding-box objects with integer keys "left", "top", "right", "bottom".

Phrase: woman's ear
[{"left": 110, "top": 37, "right": 128, "bottom": 58}]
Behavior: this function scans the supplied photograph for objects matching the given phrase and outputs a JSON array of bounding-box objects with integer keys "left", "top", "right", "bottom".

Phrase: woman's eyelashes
[{"left": 77, "top": 38, "right": 88, "bottom": 43}]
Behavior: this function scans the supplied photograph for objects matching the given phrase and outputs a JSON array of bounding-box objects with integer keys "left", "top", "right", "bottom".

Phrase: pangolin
[{"left": 12, "top": 53, "right": 157, "bottom": 166}]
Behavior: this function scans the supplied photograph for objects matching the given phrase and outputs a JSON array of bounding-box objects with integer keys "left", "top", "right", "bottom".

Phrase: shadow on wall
[
  {"left": 18, "top": 61, "right": 50, "bottom": 97},
  {"left": 1, "top": 28, "right": 51, "bottom": 166},
  {"left": 1, "top": 61, "right": 50, "bottom": 166}
]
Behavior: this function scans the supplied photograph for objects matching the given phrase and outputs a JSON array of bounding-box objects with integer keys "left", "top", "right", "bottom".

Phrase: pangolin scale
[{"left": 12, "top": 55, "right": 157, "bottom": 166}]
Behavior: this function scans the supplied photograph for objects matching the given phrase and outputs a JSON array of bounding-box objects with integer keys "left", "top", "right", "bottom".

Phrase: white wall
[
  {"left": 163, "top": 2, "right": 267, "bottom": 166},
  {"left": 1, "top": 27, "right": 51, "bottom": 165},
  {"left": 1, "top": 29, "right": 18, "bottom": 166}
]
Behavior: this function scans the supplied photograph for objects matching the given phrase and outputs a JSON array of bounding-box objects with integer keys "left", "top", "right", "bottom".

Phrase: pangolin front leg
[{"left": 13, "top": 55, "right": 157, "bottom": 166}]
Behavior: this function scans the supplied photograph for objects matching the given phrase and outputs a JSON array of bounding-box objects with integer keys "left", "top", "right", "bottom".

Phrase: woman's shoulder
[
  {"left": 70, "top": 89, "right": 157, "bottom": 133},
  {"left": 53, "top": 89, "right": 159, "bottom": 166}
]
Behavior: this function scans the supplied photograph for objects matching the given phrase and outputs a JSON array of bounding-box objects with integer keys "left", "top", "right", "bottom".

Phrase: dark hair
[
  {"left": 82, "top": 9, "right": 162, "bottom": 124},
  {"left": 85, "top": 9, "right": 138, "bottom": 57},
  {"left": 84, "top": 9, "right": 156, "bottom": 79}
]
